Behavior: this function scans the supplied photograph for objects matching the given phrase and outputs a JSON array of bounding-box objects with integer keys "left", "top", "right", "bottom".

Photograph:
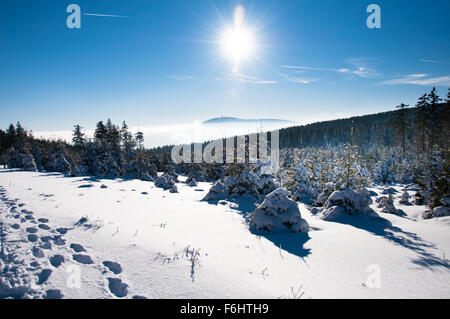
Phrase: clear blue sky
[{"left": 0, "top": 0, "right": 449, "bottom": 132}]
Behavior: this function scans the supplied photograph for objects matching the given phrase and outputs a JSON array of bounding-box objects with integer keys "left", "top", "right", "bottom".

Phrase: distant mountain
[{"left": 203, "top": 117, "right": 294, "bottom": 125}]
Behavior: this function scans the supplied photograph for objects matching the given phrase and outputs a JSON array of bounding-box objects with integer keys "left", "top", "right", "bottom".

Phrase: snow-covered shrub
[
  {"left": 374, "top": 158, "right": 395, "bottom": 185},
  {"left": 6, "top": 147, "right": 37, "bottom": 171},
  {"left": 186, "top": 166, "right": 206, "bottom": 183},
  {"left": 205, "top": 164, "right": 225, "bottom": 181},
  {"left": 82, "top": 142, "right": 121, "bottom": 177},
  {"left": 169, "top": 185, "right": 178, "bottom": 193},
  {"left": 186, "top": 177, "right": 197, "bottom": 187},
  {"left": 21, "top": 153, "right": 37, "bottom": 172},
  {"left": 258, "top": 174, "right": 279, "bottom": 196},
  {"left": 381, "top": 187, "right": 398, "bottom": 195},
  {"left": 430, "top": 206, "right": 450, "bottom": 217},
  {"left": 313, "top": 188, "right": 376, "bottom": 221},
  {"left": 290, "top": 165, "right": 316, "bottom": 202},
  {"left": 399, "top": 190, "right": 411, "bottom": 204},
  {"left": 154, "top": 174, "right": 176, "bottom": 190},
  {"left": 249, "top": 188, "right": 309, "bottom": 233},
  {"left": 72, "top": 165, "right": 89, "bottom": 177},
  {"left": 225, "top": 170, "right": 260, "bottom": 200},
  {"left": 380, "top": 194, "right": 398, "bottom": 215},
  {"left": 202, "top": 180, "right": 227, "bottom": 201},
  {"left": 314, "top": 182, "right": 335, "bottom": 207},
  {"left": 47, "top": 150, "right": 72, "bottom": 174},
  {"left": 121, "top": 150, "right": 157, "bottom": 181}
]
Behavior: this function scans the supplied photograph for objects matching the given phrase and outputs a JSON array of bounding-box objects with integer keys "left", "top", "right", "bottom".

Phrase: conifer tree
[
  {"left": 94, "top": 121, "right": 107, "bottom": 141},
  {"left": 135, "top": 131, "right": 144, "bottom": 149},
  {"left": 426, "top": 87, "right": 443, "bottom": 149},
  {"left": 414, "top": 93, "right": 428, "bottom": 153},
  {"left": 72, "top": 124, "right": 86, "bottom": 148},
  {"left": 393, "top": 103, "right": 409, "bottom": 154}
]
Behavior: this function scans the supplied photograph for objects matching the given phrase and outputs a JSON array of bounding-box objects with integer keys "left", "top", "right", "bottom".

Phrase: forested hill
[{"left": 279, "top": 108, "right": 413, "bottom": 149}]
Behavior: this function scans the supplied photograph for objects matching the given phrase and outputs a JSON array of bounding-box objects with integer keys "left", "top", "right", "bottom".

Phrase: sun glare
[
  {"left": 221, "top": 26, "right": 256, "bottom": 64},
  {"left": 219, "top": 5, "right": 257, "bottom": 67}
]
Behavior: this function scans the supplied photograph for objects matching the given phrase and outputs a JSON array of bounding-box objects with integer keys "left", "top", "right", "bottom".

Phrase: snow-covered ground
[{"left": 0, "top": 169, "right": 449, "bottom": 299}]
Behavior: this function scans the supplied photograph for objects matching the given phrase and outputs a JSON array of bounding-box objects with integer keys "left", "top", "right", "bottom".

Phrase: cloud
[
  {"left": 419, "top": 59, "right": 449, "bottom": 64},
  {"left": 217, "top": 72, "right": 278, "bottom": 84},
  {"left": 83, "top": 13, "right": 128, "bottom": 18},
  {"left": 380, "top": 74, "right": 450, "bottom": 86},
  {"left": 166, "top": 75, "right": 198, "bottom": 80},
  {"left": 280, "top": 62, "right": 379, "bottom": 78},
  {"left": 280, "top": 73, "right": 317, "bottom": 84}
]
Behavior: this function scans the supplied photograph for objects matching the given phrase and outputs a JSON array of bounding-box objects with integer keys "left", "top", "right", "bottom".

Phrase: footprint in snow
[
  {"left": 32, "top": 246, "right": 45, "bottom": 258},
  {"left": 70, "top": 243, "right": 86, "bottom": 253},
  {"left": 26, "top": 227, "right": 38, "bottom": 233},
  {"left": 72, "top": 254, "right": 94, "bottom": 264},
  {"left": 103, "top": 261, "right": 122, "bottom": 274},
  {"left": 44, "top": 289, "right": 63, "bottom": 299},
  {"left": 107, "top": 278, "right": 128, "bottom": 298},
  {"left": 52, "top": 236, "right": 66, "bottom": 246},
  {"left": 37, "top": 269, "right": 52, "bottom": 285},
  {"left": 38, "top": 224, "right": 51, "bottom": 230},
  {"left": 40, "top": 236, "right": 52, "bottom": 243},
  {"left": 40, "top": 242, "right": 52, "bottom": 250},
  {"left": 27, "top": 234, "right": 38, "bottom": 242},
  {"left": 56, "top": 227, "right": 69, "bottom": 235},
  {"left": 49, "top": 255, "right": 65, "bottom": 268}
]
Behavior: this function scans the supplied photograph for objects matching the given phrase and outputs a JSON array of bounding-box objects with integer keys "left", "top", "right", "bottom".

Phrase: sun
[
  {"left": 219, "top": 5, "right": 257, "bottom": 67},
  {"left": 220, "top": 26, "right": 256, "bottom": 64}
]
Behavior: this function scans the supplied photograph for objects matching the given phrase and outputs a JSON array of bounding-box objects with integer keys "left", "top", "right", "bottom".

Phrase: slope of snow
[{"left": 0, "top": 169, "right": 448, "bottom": 299}]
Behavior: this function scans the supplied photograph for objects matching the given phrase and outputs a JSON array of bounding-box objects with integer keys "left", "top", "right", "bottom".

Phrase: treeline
[
  {"left": 279, "top": 87, "right": 449, "bottom": 156},
  {"left": 0, "top": 119, "right": 169, "bottom": 180}
]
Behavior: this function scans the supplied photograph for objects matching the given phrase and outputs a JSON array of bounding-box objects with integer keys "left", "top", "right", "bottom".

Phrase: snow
[{"left": 0, "top": 169, "right": 449, "bottom": 299}]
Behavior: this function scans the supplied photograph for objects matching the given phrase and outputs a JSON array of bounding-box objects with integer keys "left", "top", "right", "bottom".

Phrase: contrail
[{"left": 83, "top": 13, "right": 127, "bottom": 18}]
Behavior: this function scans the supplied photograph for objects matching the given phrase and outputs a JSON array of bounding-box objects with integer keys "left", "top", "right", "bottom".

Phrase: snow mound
[
  {"left": 249, "top": 188, "right": 309, "bottom": 233},
  {"left": 314, "top": 188, "right": 376, "bottom": 221}
]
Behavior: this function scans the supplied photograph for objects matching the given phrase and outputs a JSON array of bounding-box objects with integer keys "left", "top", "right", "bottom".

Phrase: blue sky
[{"left": 0, "top": 0, "right": 449, "bottom": 134}]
